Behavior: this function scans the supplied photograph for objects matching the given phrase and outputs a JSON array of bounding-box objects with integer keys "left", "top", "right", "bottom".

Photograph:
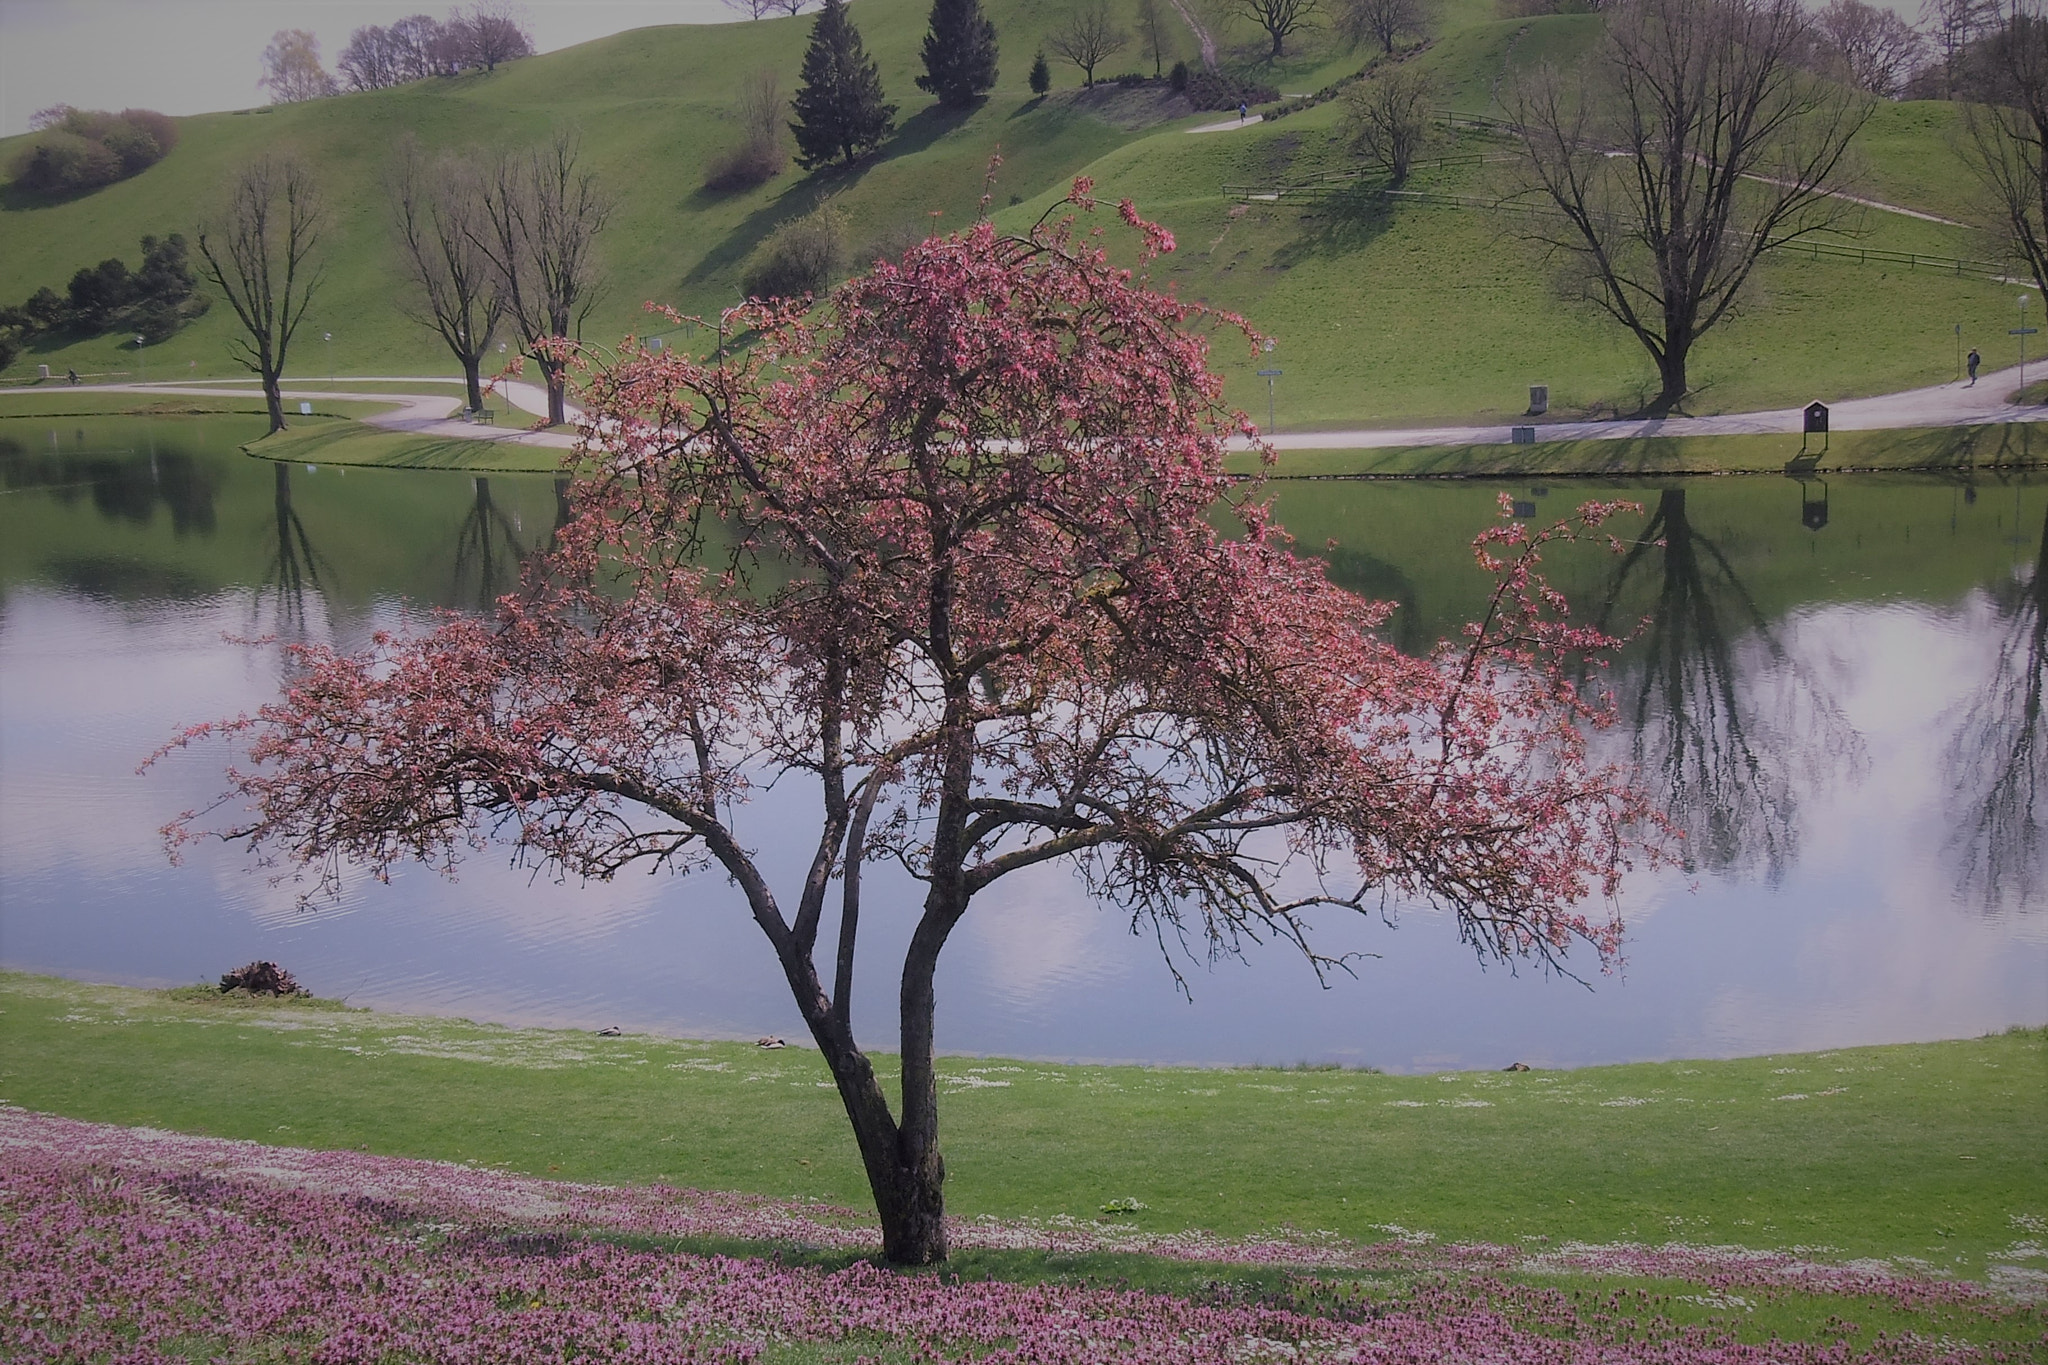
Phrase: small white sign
[{"left": 299, "top": 401, "right": 313, "bottom": 415}]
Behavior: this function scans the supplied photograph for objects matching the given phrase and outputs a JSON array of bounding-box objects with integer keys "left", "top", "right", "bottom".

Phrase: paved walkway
[
  {"left": 17, "top": 379, "right": 580, "bottom": 450},
  {"left": 1189, "top": 114, "right": 1263, "bottom": 133},
  {"left": 1252, "top": 363, "right": 2048, "bottom": 451},
  {"left": 12, "top": 364, "right": 2046, "bottom": 456}
]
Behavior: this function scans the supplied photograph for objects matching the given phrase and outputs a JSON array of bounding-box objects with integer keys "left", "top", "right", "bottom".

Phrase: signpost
[
  {"left": 2013, "top": 295, "right": 2038, "bottom": 399},
  {"left": 1257, "top": 368, "right": 1282, "bottom": 432}
]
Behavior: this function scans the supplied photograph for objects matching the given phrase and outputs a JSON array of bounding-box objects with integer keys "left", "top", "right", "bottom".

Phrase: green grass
[
  {"left": 0, "top": 3, "right": 2031, "bottom": 431},
  {"left": 243, "top": 416, "right": 569, "bottom": 472},
  {"left": 2, "top": 972, "right": 2040, "bottom": 1280}
]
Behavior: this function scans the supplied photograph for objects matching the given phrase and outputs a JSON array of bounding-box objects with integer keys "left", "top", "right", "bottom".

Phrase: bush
[
  {"left": 742, "top": 206, "right": 847, "bottom": 301},
  {"left": 6, "top": 108, "right": 177, "bottom": 196},
  {"left": 0, "top": 332, "right": 18, "bottom": 373},
  {"left": 6, "top": 233, "right": 204, "bottom": 344},
  {"left": 704, "top": 140, "right": 786, "bottom": 192},
  {"left": 1183, "top": 71, "right": 1278, "bottom": 110},
  {"left": 1030, "top": 50, "right": 1052, "bottom": 95},
  {"left": 1170, "top": 59, "right": 1190, "bottom": 91},
  {"left": 219, "top": 961, "right": 310, "bottom": 997}
]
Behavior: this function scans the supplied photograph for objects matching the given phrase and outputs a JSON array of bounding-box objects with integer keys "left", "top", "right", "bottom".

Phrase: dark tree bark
[
  {"left": 473, "top": 132, "right": 612, "bottom": 427},
  {"left": 1505, "top": 0, "right": 1868, "bottom": 415},
  {"left": 196, "top": 156, "right": 325, "bottom": 434},
  {"left": 390, "top": 136, "right": 505, "bottom": 413}
]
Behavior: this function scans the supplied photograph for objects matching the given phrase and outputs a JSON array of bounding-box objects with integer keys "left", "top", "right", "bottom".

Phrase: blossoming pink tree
[{"left": 164, "top": 185, "right": 1653, "bottom": 1266}]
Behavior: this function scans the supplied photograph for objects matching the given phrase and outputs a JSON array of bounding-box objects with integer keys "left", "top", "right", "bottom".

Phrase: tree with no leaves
[
  {"left": 1236, "top": 0, "right": 1319, "bottom": 59},
  {"left": 339, "top": 25, "right": 405, "bottom": 91},
  {"left": 1342, "top": 64, "right": 1434, "bottom": 184},
  {"left": 1337, "top": 0, "right": 1432, "bottom": 54},
  {"left": 453, "top": 1, "right": 535, "bottom": 71},
  {"left": 1923, "top": 0, "right": 2000, "bottom": 95},
  {"left": 1963, "top": 5, "right": 2048, "bottom": 298},
  {"left": 472, "top": 132, "right": 612, "bottom": 427},
  {"left": 1812, "top": 0, "right": 1926, "bottom": 97},
  {"left": 1505, "top": 0, "right": 1869, "bottom": 414},
  {"left": 196, "top": 156, "right": 326, "bottom": 434},
  {"left": 160, "top": 189, "right": 1656, "bottom": 1267},
  {"left": 259, "top": 30, "right": 338, "bottom": 103},
  {"left": 389, "top": 137, "right": 506, "bottom": 414},
  {"left": 1047, "top": 0, "right": 1130, "bottom": 85},
  {"left": 1135, "top": 0, "right": 1173, "bottom": 77}
]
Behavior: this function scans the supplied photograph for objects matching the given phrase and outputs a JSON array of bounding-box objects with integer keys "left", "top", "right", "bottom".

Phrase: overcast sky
[{"left": 0, "top": 0, "right": 732, "bottom": 136}]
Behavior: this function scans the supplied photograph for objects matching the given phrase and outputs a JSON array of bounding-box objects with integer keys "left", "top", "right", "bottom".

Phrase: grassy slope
[
  {"left": 1, "top": 974, "right": 2040, "bottom": 1279},
  {"left": 0, "top": 5, "right": 2033, "bottom": 432}
]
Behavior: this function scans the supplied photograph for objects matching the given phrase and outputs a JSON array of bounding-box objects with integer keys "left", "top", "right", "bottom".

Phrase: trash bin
[{"left": 1528, "top": 385, "right": 1548, "bottom": 415}]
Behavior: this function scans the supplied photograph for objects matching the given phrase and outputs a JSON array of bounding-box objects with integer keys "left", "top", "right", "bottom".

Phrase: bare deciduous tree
[
  {"left": 1813, "top": 0, "right": 1926, "bottom": 96},
  {"left": 1963, "top": 5, "right": 2048, "bottom": 296},
  {"left": 1235, "top": 0, "right": 1319, "bottom": 58},
  {"left": 1505, "top": 0, "right": 1869, "bottom": 414},
  {"left": 1047, "top": 0, "right": 1130, "bottom": 85},
  {"left": 338, "top": 25, "right": 405, "bottom": 91},
  {"left": 196, "top": 156, "right": 326, "bottom": 434},
  {"left": 1923, "top": 0, "right": 1999, "bottom": 94},
  {"left": 390, "top": 14, "right": 451, "bottom": 79},
  {"left": 724, "top": 0, "right": 776, "bottom": 18},
  {"left": 473, "top": 132, "right": 613, "bottom": 427},
  {"left": 1337, "top": 0, "right": 1431, "bottom": 54},
  {"left": 453, "top": 1, "right": 535, "bottom": 71},
  {"left": 1136, "top": 0, "right": 1172, "bottom": 76},
  {"left": 1342, "top": 64, "right": 1434, "bottom": 183},
  {"left": 259, "top": 30, "right": 338, "bottom": 103},
  {"left": 390, "top": 136, "right": 506, "bottom": 414}
]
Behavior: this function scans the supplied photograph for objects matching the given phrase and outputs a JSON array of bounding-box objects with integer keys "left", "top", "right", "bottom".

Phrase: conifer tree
[
  {"left": 916, "top": 0, "right": 1000, "bottom": 109},
  {"left": 1029, "top": 49, "right": 1051, "bottom": 94},
  {"left": 791, "top": 0, "right": 898, "bottom": 169}
]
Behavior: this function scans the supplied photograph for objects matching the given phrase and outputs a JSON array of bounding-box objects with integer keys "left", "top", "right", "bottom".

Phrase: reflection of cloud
[{"left": 953, "top": 866, "right": 1131, "bottom": 1014}]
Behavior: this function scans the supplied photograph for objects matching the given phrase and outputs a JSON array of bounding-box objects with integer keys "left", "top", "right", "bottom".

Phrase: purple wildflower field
[{"left": 2, "top": 1107, "right": 2038, "bottom": 1364}]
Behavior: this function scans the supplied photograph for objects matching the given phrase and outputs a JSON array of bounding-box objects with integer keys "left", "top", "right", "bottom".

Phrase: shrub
[
  {"left": 0, "top": 332, "right": 17, "bottom": 373},
  {"left": 219, "top": 961, "right": 310, "bottom": 997},
  {"left": 1170, "top": 59, "right": 1190, "bottom": 91},
  {"left": 742, "top": 205, "right": 847, "bottom": 300},
  {"left": 6, "top": 108, "right": 177, "bottom": 195},
  {"left": 704, "top": 141, "right": 786, "bottom": 192},
  {"left": 1183, "top": 70, "right": 1278, "bottom": 110},
  {"left": 1030, "top": 50, "right": 1052, "bottom": 94}
]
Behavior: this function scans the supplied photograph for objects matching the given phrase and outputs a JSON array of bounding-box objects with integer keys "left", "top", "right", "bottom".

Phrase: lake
[{"left": 2, "top": 412, "right": 2043, "bottom": 1071}]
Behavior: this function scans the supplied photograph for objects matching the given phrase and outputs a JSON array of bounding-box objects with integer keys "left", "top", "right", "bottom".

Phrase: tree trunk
[
  {"left": 1653, "top": 341, "right": 1689, "bottom": 415},
  {"left": 463, "top": 356, "right": 485, "bottom": 413},
  {"left": 262, "top": 370, "right": 287, "bottom": 433},
  {"left": 543, "top": 362, "right": 567, "bottom": 426},
  {"left": 1270, "top": 30, "right": 1283, "bottom": 58}
]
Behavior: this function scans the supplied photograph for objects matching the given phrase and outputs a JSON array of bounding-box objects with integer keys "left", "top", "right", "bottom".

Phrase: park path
[
  {"left": 1251, "top": 361, "right": 2048, "bottom": 451},
  {"left": 13, "top": 363, "right": 2047, "bottom": 456},
  {"left": 1189, "top": 113, "right": 1264, "bottom": 133},
  {"left": 19, "top": 378, "right": 581, "bottom": 450}
]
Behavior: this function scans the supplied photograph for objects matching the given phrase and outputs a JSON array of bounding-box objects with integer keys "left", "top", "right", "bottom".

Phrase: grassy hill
[{"left": 0, "top": 0, "right": 2027, "bottom": 428}]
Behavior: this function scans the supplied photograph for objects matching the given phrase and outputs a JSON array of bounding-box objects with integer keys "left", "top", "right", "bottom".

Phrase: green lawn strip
[
  {"left": 242, "top": 416, "right": 571, "bottom": 473},
  {"left": 2, "top": 973, "right": 2039, "bottom": 1283},
  {"left": 1238, "top": 423, "right": 2048, "bottom": 479}
]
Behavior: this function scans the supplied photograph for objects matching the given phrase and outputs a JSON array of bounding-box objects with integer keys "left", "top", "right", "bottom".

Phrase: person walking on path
[
  {"left": 1238, "top": 100, "right": 1248, "bottom": 122},
  {"left": 1968, "top": 348, "right": 1981, "bottom": 385}
]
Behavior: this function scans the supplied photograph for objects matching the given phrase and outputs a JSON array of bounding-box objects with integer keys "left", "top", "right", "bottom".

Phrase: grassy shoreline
[{"left": 2, "top": 971, "right": 2040, "bottom": 1283}]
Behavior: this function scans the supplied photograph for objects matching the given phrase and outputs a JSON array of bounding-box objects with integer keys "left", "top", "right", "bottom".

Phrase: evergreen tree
[
  {"left": 791, "top": 0, "right": 898, "bottom": 169},
  {"left": 916, "top": 0, "right": 999, "bottom": 109},
  {"left": 1029, "top": 50, "right": 1051, "bottom": 94}
]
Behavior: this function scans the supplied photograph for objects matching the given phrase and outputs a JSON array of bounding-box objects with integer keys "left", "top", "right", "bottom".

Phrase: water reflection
[
  {"left": 264, "top": 464, "right": 331, "bottom": 634},
  {"left": 1945, "top": 497, "right": 2048, "bottom": 911},
  {"left": 1, "top": 421, "right": 2042, "bottom": 1067},
  {"left": 1595, "top": 488, "right": 1863, "bottom": 881},
  {"left": 0, "top": 428, "right": 220, "bottom": 536}
]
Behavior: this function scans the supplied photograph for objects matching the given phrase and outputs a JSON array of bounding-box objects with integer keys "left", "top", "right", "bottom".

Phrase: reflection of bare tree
[
  {"left": 262, "top": 462, "right": 330, "bottom": 634},
  {"left": 1946, "top": 500, "right": 2048, "bottom": 911},
  {"left": 1597, "top": 488, "right": 1864, "bottom": 881},
  {"left": 452, "top": 476, "right": 530, "bottom": 611}
]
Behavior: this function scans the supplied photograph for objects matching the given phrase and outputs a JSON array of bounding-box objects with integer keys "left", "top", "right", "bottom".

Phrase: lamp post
[
  {"left": 134, "top": 334, "right": 146, "bottom": 384},
  {"left": 323, "top": 331, "right": 333, "bottom": 384},
  {"left": 2014, "top": 295, "right": 2038, "bottom": 400}
]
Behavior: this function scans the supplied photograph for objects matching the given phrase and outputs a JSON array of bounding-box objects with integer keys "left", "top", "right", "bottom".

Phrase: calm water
[{"left": 2, "top": 414, "right": 2044, "bottom": 1071}]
